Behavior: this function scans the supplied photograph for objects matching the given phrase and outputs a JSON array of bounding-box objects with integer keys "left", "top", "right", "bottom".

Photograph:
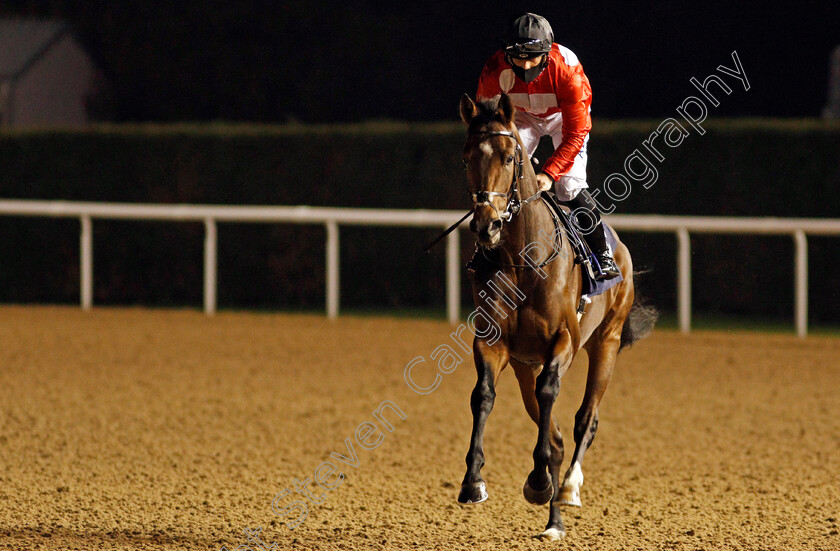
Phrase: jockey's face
[{"left": 509, "top": 54, "right": 545, "bottom": 70}]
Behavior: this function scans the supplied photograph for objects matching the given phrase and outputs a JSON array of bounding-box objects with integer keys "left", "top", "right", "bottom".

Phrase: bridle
[
  {"left": 466, "top": 130, "right": 543, "bottom": 222},
  {"left": 466, "top": 129, "right": 563, "bottom": 269},
  {"left": 424, "top": 126, "right": 562, "bottom": 261}
]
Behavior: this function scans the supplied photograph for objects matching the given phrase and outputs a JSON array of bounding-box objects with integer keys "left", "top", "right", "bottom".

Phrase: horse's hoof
[
  {"left": 539, "top": 527, "right": 566, "bottom": 541},
  {"left": 523, "top": 477, "right": 554, "bottom": 505},
  {"left": 559, "top": 462, "right": 583, "bottom": 506},
  {"left": 457, "top": 481, "right": 488, "bottom": 504},
  {"left": 558, "top": 485, "right": 582, "bottom": 507}
]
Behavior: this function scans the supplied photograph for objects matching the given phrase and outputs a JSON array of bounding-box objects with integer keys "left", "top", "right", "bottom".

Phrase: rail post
[
  {"left": 677, "top": 228, "right": 691, "bottom": 334},
  {"left": 446, "top": 228, "right": 460, "bottom": 324},
  {"left": 326, "top": 221, "right": 339, "bottom": 319},
  {"left": 80, "top": 215, "right": 93, "bottom": 311},
  {"left": 793, "top": 230, "right": 808, "bottom": 337},
  {"left": 204, "top": 218, "right": 218, "bottom": 315}
]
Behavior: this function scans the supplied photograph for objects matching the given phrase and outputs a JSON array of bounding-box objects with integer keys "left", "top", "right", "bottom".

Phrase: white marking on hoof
[
  {"left": 539, "top": 527, "right": 565, "bottom": 541},
  {"left": 558, "top": 486, "right": 581, "bottom": 507},
  {"left": 559, "top": 462, "right": 583, "bottom": 507}
]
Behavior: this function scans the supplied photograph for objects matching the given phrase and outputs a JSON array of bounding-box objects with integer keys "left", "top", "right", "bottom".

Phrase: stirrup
[{"left": 594, "top": 252, "right": 620, "bottom": 281}]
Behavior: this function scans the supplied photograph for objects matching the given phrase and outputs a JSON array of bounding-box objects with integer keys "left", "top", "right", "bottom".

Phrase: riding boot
[
  {"left": 564, "top": 190, "right": 621, "bottom": 281},
  {"left": 582, "top": 220, "right": 621, "bottom": 280}
]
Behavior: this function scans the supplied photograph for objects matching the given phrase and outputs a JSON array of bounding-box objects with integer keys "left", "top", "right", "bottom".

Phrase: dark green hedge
[{"left": 1, "top": 120, "right": 838, "bottom": 323}]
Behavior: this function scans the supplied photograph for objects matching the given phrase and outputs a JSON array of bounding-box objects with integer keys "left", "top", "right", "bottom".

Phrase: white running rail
[{"left": 1, "top": 200, "right": 839, "bottom": 336}]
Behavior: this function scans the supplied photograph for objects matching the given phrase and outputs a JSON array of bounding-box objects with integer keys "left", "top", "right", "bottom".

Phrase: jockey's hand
[{"left": 536, "top": 173, "right": 554, "bottom": 192}]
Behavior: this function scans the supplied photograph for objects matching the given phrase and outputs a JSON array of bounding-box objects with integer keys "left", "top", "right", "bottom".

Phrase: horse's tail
[{"left": 619, "top": 274, "right": 658, "bottom": 351}]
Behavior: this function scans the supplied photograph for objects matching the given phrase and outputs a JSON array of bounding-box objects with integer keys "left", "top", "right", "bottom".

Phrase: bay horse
[{"left": 456, "top": 93, "right": 656, "bottom": 540}]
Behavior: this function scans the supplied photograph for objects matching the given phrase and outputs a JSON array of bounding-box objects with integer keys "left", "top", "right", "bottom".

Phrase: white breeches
[{"left": 516, "top": 110, "right": 589, "bottom": 202}]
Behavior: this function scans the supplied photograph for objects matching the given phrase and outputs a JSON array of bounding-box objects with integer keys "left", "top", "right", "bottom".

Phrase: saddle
[
  {"left": 541, "top": 191, "right": 623, "bottom": 300},
  {"left": 468, "top": 192, "right": 622, "bottom": 318}
]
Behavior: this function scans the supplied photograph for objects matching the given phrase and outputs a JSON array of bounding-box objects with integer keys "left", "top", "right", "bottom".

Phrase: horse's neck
[{"left": 495, "top": 128, "right": 554, "bottom": 267}]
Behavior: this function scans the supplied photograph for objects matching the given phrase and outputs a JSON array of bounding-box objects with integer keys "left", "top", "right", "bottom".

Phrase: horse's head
[{"left": 459, "top": 93, "right": 526, "bottom": 248}]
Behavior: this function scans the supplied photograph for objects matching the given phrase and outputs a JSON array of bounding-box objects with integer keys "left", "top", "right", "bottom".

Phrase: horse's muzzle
[{"left": 471, "top": 208, "right": 502, "bottom": 247}]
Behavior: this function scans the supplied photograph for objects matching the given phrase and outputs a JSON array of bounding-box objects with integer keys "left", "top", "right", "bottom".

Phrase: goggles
[{"left": 505, "top": 38, "right": 549, "bottom": 59}]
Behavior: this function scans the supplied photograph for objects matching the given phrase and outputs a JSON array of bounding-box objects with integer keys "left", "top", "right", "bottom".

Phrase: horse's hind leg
[
  {"left": 523, "top": 329, "right": 575, "bottom": 507},
  {"left": 457, "top": 340, "right": 508, "bottom": 504},
  {"left": 559, "top": 331, "right": 620, "bottom": 507},
  {"left": 514, "top": 365, "right": 566, "bottom": 540}
]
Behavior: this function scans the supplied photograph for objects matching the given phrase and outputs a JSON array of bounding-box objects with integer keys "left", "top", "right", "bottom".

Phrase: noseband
[{"left": 467, "top": 130, "right": 542, "bottom": 222}]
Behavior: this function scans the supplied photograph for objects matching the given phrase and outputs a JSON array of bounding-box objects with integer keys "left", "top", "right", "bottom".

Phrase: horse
[{"left": 456, "top": 93, "right": 657, "bottom": 540}]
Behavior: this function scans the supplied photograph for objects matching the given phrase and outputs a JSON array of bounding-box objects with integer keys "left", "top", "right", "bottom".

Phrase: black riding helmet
[{"left": 505, "top": 13, "right": 554, "bottom": 59}]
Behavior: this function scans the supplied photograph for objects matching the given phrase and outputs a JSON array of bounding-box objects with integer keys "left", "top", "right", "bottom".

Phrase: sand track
[{"left": 1, "top": 307, "right": 839, "bottom": 550}]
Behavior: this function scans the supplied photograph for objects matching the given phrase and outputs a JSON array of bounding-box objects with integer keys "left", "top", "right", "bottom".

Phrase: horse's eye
[{"left": 506, "top": 155, "right": 514, "bottom": 165}]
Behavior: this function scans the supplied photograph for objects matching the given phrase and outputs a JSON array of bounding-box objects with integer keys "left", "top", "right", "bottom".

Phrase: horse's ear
[
  {"left": 498, "top": 93, "right": 515, "bottom": 123},
  {"left": 459, "top": 94, "right": 478, "bottom": 124}
]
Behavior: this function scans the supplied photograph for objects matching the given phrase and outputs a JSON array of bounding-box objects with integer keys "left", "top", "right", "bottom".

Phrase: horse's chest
[{"left": 506, "top": 306, "right": 555, "bottom": 361}]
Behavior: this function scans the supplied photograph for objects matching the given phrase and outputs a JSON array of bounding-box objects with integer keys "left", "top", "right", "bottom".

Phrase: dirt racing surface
[{"left": 1, "top": 306, "right": 839, "bottom": 550}]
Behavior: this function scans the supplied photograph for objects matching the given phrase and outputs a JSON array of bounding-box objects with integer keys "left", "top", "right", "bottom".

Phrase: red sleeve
[
  {"left": 542, "top": 68, "right": 592, "bottom": 181},
  {"left": 476, "top": 53, "right": 503, "bottom": 102}
]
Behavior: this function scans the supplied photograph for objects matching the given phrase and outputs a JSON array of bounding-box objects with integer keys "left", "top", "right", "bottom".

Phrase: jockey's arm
[
  {"left": 476, "top": 62, "right": 500, "bottom": 103},
  {"left": 541, "top": 72, "right": 592, "bottom": 182}
]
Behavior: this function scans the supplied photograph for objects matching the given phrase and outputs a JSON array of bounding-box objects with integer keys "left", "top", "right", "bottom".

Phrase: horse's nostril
[
  {"left": 490, "top": 219, "right": 502, "bottom": 233},
  {"left": 469, "top": 218, "right": 478, "bottom": 233}
]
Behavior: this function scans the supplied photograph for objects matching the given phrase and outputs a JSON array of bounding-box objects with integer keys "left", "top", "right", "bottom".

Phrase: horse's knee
[
  {"left": 536, "top": 371, "right": 561, "bottom": 403},
  {"left": 470, "top": 380, "right": 495, "bottom": 409},
  {"left": 471, "top": 380, "right": 494, "bottom": 400}
]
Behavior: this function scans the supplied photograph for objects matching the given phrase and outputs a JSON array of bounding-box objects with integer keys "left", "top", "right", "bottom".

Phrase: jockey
[{"left": 473, "top": 12, "right": 620, "bottom": 280}]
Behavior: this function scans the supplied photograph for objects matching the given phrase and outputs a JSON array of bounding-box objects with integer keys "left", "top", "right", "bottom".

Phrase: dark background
[
  {"left": 1, "top": 1, "right": 838, "bottom": 324},
  {"left": 2, "top": 1, "right": 839, "bottom": 122}
]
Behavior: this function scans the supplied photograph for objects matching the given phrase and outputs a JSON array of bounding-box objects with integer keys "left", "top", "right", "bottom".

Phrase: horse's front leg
[
  {"left": 523, "top": 329, "right": 575, "bottom": 506},
  {"left": 558, "top": 326, "right": 621, "bottom": 507},
  {"left": 457, "top": 338, "right": 508, "bottom": 504}
]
